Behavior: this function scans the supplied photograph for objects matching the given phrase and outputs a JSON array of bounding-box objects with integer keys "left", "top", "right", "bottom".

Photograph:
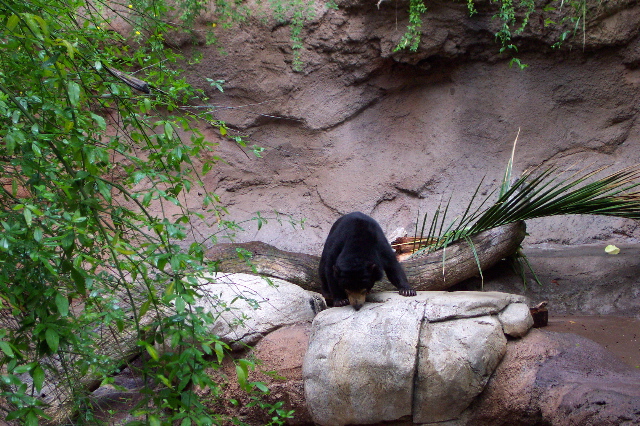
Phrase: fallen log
[
  {"left": 397, "top": 221, "right": 526, "bottom": 291},
  {"left": 205, "top": 221, "right": 527, "bottom": 292}
]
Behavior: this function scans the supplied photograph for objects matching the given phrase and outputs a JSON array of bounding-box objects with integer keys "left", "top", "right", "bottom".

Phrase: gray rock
[
  {"left": 498, "top": 302, "right": 534, "bottom": 338},
  {"left": 194, "top": 273, "right": 326, "bottom": 348},
  {"left": 413, "top": 316, "right": 507, "bottom": 424},
  {"left": 462, "top": 245, "right": 640, "bottom": 317},
  {"left": 303, "top": 300, "right": 424, "bottom": 425},
  {"left": 368, "top": 291, "right": 528, "bottom": 321},
  {"left": 303, "top": 291, "right": 532, "bottom": 425}
]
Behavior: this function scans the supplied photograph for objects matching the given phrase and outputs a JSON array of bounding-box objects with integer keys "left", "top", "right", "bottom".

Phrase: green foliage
[
  {"left": 490, "top": 0, "right": 535, "bottom": 60},
  {"left": 395, "top": 0, "right": 589, "bottom": 67},
  {"left": 545, "top": 0, "right": 588, "bottom": 49},
  {"left": 394, "top": 0, "right": 427, "bottom": 52},
  {"left": 259, "top": 0, "right": 318, "bottom": 70},
  {"left": 410, "top": 146, "right": 640, "bottom": 288},
  {"left": 0, "top": 0, "right": 300, "bottom": 423}
]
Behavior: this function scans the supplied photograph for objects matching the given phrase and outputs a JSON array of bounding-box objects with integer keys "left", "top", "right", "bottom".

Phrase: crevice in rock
[
  {"left": 427, "top": 311, "right": 505, "bottom": 324},
  {"left": 409, "top": 299, "right": 431, "bottom": 423},
  {"left": 314, "top": 187, "right": 342, "bottom": 215}
]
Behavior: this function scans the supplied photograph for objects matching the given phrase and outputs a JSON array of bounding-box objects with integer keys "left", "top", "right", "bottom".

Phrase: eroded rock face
[
  {"left": 161, "top": 0, "right": 640, "bottom": 260},
  {"left": 302, "top": 291, "right": 533, "bottom": 425},
  {"left": 106, "top": 1, "right": 640, "bottom": 319}
]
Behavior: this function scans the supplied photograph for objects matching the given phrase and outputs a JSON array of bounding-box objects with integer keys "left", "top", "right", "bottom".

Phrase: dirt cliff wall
[{"left": 160, "top": 0, "right": 640, "bottom": 254}]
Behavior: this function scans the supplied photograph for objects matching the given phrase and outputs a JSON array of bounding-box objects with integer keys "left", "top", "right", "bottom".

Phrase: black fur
[{"left": 318, "top": 212, "right": 417, "bottom": 310}]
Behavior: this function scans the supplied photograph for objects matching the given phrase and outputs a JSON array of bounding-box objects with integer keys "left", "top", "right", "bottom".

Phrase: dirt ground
[{"left": 544, "top": 315, "right": 640, "bottom": 369}]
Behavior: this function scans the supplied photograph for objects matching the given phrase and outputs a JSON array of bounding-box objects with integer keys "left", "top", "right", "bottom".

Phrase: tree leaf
[
  {"left": 67, "top": 81, "right": 80, "bottom": 106},
  {"left": 139, "top": 299, "right": 151, "bottom": 317},
  {"left": 253, "top": 382, "right": 269, "bottom": 393},
  {"left": 23, "top": 208, "right": 32, "bottom": 227},
  {"left": 605, "top": 244, "right": 620, "bottom": 255},
  {"left": 156, "top": 374, "right": 172, "bottom": 388},
  {"left": 236, "top": 364, "right": 248, "bottom": 389},
  {"left": 55, "top": 293, "right": 69, "bottom": 317},
  {"left": 33, "top": 227, "right": 43, "bottom": 242},
  {"left": 23, "top": 13, "right": 43, "bottom": 40},
  {"left": 0, "top": 341, "right": 15, "bottom": 358},
  {"left": 164, "top": 122, "right": 173, "bottom": 140},
  {"left": 214, "top": 342, "right": 225, "bottom": 364},
  {"left": 71, "top": 267, "right": 86, "bottom": 295},
  {"left": 6, "top": 14, "right": 19, "bottom": 31},
  {"left": 175, "top": 295, "right": 185, "bottom": 313},
  {"left": 33, "top": 15, "right": 49, "bottom": 38},
  {"left": 31, "top": 365, "right": 45, "bottom": 391},
  {"left": 145, "top": 342, "right": 159, "bottom": 361},
  {"left": 90, "top": 113, "right": 106, "bottom": 130},
  {"left": 45, "top": 328, "right": 59, "bottom": 353}
]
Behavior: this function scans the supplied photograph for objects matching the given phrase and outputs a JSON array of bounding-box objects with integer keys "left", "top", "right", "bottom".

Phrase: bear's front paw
[
  {"left": 334, "top": 298, "right": 350, "bottom": 307},
  {"left": 399, "top": 288, "right": 417, "bottom": 297}
]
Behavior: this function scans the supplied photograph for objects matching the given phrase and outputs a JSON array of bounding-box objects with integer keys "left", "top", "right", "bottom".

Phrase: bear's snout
[{"left": 346, "top": 289, "right": 367, "bottom": 311}]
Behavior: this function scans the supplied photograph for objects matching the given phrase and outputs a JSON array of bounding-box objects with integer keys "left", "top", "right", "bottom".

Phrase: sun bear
[{"left": 318, "top": 212, "right": 417, "bottom": 310}]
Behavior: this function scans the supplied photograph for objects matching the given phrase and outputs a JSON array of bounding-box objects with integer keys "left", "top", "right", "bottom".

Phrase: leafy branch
[{"left": 0, "top": 0, "right": 301, "bottom": 424}]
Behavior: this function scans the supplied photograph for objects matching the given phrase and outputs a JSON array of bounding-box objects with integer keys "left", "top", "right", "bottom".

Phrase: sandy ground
[{"left": 544, "top": 315, "right": 640, "bottom": 369}]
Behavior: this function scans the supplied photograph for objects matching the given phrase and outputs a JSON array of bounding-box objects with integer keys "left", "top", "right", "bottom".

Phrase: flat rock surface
[
  {"left": 367, "top": 291, "right": 528, "bottom": 321},
  {"left": 544, "top": 315, "right": 640, "bottom": 368},
  {"left": 458, "top": 244, "right": 640, "bottom": 317}
]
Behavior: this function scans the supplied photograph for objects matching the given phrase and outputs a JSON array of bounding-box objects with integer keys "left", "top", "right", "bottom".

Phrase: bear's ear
[{"left": 333, "top": 264, "right": 341, "bottom": 278}]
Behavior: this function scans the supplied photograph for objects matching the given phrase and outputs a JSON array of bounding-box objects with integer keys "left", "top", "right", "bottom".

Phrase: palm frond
[{"left": 409, "top": 163, "right": 640, "bottom": 256}]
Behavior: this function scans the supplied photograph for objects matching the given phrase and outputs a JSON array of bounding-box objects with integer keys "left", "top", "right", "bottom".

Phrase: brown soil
[{"left": 544, "top": 315, "right": 640, "bottom": 369}]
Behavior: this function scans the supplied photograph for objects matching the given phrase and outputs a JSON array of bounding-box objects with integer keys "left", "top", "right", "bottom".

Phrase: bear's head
[{"left": 333, "top": 262, "right": 382, "bottom": 310}]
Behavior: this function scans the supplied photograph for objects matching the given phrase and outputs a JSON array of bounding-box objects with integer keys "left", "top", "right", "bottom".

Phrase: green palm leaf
[{"left": 413, "top": 164, "right": 640, "bottom": 255}]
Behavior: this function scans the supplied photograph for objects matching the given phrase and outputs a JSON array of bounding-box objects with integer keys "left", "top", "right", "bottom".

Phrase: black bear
[{"left": 318, "top": 212, "right": 417, "bottom": 310}]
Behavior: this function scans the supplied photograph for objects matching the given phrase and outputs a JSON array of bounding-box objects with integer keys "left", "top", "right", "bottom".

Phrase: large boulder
[
  {"left": 303, "top": 297, "right": 424, "bottom": 424},
  {"left": 466, "top": 329, "right": 640, "bottom": 425},
  {"left": 303, "top": 291, "right": 533, "bottom": 425},
  {"left": 414, "top": 315, "right": 506, "bottom": 423},
  {"left": 194, "top": 273, "right": 326, "bottom": 349}
]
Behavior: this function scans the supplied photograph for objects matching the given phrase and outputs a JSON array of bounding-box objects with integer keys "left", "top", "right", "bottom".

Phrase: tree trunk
[{"left": 205, "top": 221, "right": 527, "bottom": 293}]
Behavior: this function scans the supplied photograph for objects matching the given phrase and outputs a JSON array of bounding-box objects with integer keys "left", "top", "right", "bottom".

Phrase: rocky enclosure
[{"left": 106, "top": 0, "right": 640, "bottom": 317}]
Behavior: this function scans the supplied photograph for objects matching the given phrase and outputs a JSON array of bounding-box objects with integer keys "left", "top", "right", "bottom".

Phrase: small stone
[{"left": 498, "top": 303, "right": 534, "bottom": 338}]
